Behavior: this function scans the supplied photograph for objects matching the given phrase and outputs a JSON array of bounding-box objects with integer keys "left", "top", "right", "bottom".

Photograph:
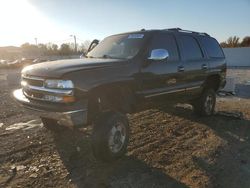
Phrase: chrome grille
[
  {"left": 23, "top": 77, "right": 43, "bottom": 87},
  {"left": 22, "top": 76, "right": 45, "bottom": 100},
  {"left": 21, "top": 75, "right": 73, "bottom": 102},
  {"left": 23, "top": 90, "right": 45, "bottom": 100}
]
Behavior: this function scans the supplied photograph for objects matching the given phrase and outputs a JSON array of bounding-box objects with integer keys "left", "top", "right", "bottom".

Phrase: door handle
[
  {"left": 202, "top": 64, "right": 208, "bottom": 70},
  {"left": 178, "top": 66, "right": 185, "bottom": 72}
]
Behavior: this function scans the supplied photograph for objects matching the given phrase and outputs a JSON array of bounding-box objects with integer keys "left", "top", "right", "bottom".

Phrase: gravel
[{"left": 0, "top": 68, "right": 250, "bottom": 188}]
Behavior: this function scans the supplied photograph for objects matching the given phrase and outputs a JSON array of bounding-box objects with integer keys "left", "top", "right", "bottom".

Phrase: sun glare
[{"left": 0, "top": 0, "right": 66, "bottom": 46}]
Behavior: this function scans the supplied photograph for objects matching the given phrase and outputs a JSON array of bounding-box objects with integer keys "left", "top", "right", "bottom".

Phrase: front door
[{"left": 139, "top": 33, "right": 186, "bottom": 100}]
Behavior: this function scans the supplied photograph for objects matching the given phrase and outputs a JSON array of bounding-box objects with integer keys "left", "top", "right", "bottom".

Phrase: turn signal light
[{"left": 63, "top": 96, "right": 75, "bottom": 103}]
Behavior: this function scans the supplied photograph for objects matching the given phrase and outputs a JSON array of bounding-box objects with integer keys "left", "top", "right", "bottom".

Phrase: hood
[{"left": 22, "top": 58, "right": 127, "bottom": 78}]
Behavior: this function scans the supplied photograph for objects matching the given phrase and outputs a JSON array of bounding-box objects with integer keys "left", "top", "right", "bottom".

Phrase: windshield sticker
[{"left": 128, "top": 34, "right": 144, "bottom": 39}]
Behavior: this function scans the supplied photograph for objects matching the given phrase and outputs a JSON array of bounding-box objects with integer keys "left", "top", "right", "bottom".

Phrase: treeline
[
  {"left": 220, "top": 36, "right": 250, "bottom": 48},
  {"left": 21, "top": 41, "right": 91, "bottom": 56}
]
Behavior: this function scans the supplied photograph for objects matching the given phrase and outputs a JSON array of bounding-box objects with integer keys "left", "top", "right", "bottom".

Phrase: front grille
[
  {"left": 23, "top": 90, "right": 45, "bottom": 100},
  {"left": 22, "top": 76, "right": 45, "bottom": 100},
  {"left": 23, "top": 77, "right": 44, "bottom": 87},
  {"left": 23, "top": 78, "right": 43, "bottom": 87},
  {"left": 21, "top": 75, "right": 73, "bottom": 102}
]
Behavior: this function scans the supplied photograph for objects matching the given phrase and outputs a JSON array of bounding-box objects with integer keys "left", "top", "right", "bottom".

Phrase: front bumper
[{"left": 13, "top": 89, "right": 88, "bottom": 128}]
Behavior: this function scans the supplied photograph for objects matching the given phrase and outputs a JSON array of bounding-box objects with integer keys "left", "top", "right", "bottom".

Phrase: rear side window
[
  {"left": 149, "top": 33, "right": 179, "bottom": 61},
  {"left": 200, "top": 37, "right": 224, "bottom": 58},
  {"left": 180, "top": 36, "right": 203, "bottom": 60}
]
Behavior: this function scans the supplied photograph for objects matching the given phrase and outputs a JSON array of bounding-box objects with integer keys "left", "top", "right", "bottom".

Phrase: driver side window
[{"left": 149, "top": 33, "right": 179, "bottom": 61}]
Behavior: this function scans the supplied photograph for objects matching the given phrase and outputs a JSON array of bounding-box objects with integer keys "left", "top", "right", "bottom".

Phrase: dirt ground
[{"left": 0, "top": 68, "right": 250, "bottom": 188}]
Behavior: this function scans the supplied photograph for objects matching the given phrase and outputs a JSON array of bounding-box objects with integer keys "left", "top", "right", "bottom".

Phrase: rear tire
[
  {"left": 91, "top": 111, "right": 129, "bottom": 162},
  {"left": 192, "top": 89, "right": 216, "bottom": 116}
]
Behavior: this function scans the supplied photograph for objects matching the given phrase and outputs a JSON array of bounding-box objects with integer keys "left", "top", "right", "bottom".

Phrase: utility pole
[
  {"left": 34, "top": 38, "right": 38, "bottom": 46},
  {"left": 70, "top": 35, "right": 77, "bottom": 53}
]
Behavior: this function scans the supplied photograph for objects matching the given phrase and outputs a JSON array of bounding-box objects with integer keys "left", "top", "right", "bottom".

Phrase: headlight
[{"left": 44, "top": 80, "right": 74, "bottom": 89}]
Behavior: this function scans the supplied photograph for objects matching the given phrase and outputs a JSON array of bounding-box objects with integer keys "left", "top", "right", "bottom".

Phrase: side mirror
[{"left": 148, "top": 49, "right": 169, "bottom": 61}]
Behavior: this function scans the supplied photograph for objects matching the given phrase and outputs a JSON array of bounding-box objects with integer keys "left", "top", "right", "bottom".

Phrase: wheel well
[
  {"left": 204, "top": 75, "right": 221, "bottom": 91},
  {"left": 87, "top": 84, "right": 135, "bottom": 120}
]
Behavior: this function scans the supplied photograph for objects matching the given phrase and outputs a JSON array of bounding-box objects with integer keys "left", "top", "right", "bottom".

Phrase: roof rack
[{"left": 166, "top": 28, "right": 210, "bottom": 36}]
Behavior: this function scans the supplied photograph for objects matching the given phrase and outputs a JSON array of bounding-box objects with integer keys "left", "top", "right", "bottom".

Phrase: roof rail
[
  {"left": 165, "top": 28, "right": 210, "bottom": 36},
  {"left": 167, "top": 28, "right": 182, "bottom": 31}
]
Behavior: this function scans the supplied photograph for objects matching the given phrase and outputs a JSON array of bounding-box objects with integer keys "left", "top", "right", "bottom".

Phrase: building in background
[{"left": 223, "top": 47, "right": 250, "bottom": 67}]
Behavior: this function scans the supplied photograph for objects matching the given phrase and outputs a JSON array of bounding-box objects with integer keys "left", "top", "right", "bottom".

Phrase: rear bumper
[{"left": 13, "top": 89, "right": 88, "bottom": 128}]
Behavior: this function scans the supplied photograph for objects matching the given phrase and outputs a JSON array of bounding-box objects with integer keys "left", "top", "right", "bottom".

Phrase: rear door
[
  {"left": 139, "top": 32, "right": 186, "bottom": 99},
  {"left": 198, "top": 36, "right": 227, "bottom": 78},
  {"left": 176, "top": 34, "right": 208, "bottom": 98}
]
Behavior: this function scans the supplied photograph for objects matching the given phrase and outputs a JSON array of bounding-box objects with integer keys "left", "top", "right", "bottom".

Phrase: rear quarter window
[{"left": 200, "top": 37, "right": 225, "bottom": 58}]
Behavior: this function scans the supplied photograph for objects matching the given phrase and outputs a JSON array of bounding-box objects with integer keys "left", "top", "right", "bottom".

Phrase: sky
[{"left": 0, "top": 0, "right": 249, "bottom": 47}]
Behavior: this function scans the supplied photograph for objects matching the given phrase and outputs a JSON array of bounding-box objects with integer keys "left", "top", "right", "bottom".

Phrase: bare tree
[
  {"left": 59, "top": 43, "right": 72, "bottom": 55},
  {"left": 226, "top": 36, "right": 240, "bottom": 48},
  {"left": 220, "top": 42, "right": 227, "bottom": 48},
  {"left": 241, "top": 36, "right": 250, "bottom": 47},
  {"left": 220, "top": 36, "right": 241, "bottom": 48}
]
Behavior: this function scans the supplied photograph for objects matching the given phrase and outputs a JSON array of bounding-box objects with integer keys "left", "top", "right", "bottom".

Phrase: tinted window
[
  {"left": 87, "top": 34, "right": 145, "bottom": 59},
  {"left": 200, "top": 37, "right": 224, "bottom": 58},
  {"left": 180, "top": 36, "right": 203, "bottom": 60},
  {"left": 149, "top": 33, "right": 179, "bottom": 61}
]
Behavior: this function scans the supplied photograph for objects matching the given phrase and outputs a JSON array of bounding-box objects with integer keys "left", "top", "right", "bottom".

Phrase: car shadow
[
  {"left": 53, "top": 129, "right": 188, "bottom": 188},
  {"left": 159, "top": 102, "right": 250, "bottom": 188},
  {"left": 53, "top": 100, "right": 250, "bottom": 188}
]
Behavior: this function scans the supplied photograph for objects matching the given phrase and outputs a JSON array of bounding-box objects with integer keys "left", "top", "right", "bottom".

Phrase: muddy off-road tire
[
  {"left": 91, "top": 111, "right": 129, "bottom": 162},
  {"left": 41, "top": 117, "right": 63, "bottom": 132},
  {"left": 192, "top": 89, "right": 216, "bottom": 116}
]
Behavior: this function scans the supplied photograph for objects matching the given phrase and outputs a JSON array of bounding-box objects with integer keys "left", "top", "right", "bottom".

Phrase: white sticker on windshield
[{"left": 128, "top": 34, "right": 144, "bottom": 39}]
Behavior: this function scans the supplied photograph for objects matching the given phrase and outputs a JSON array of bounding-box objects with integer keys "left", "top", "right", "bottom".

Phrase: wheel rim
[
  {"left": 204, "top": 94, "right": 214, "bottom": 114},
  {"left": 108, "top": 121, "right": 126, "bottom": 153}
]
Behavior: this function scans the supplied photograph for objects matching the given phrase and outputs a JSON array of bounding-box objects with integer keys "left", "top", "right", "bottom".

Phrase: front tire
[
  {"left": 41, "top": 117, "right": 64, "bottom": 132},
  {"left": 192, "top": 89, "right": 216, "bottom": 116},
  {"left": 91, "top": 111, "right": 129, "bottom": 162}
]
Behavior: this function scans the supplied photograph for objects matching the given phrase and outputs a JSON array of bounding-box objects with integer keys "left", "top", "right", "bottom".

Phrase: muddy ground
[{"left": 0, "top": 68, "right": 250, "bottom": 188}]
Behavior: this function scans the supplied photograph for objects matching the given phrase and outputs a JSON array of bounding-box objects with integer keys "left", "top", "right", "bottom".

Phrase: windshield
[{"left": 87, "top": 33, "right": 145, "bottom": 59}]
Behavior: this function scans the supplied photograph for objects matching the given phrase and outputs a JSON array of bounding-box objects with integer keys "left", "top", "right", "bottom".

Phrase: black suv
[{"left": 14, "top": 28, "right": 226, "bottom": 161}]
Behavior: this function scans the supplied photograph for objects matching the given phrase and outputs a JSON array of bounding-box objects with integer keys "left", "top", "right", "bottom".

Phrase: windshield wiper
[
  {"left": 86, "top": 55, "right": 94, "bottom": 58},
  {"left": 101, "top": 54, "right": 127, "bottom": 60},
  {"left": 102, "top": 54, "right": 113, "bottom": 59}
]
